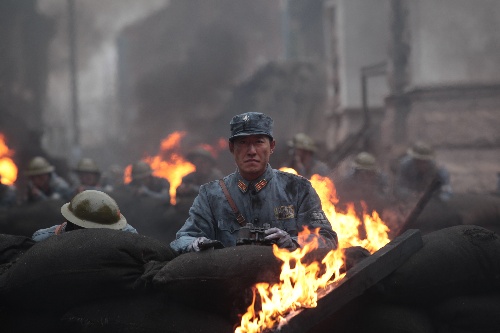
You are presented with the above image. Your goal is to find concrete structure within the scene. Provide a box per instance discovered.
[382,0,500,193]
[323,0,500,193]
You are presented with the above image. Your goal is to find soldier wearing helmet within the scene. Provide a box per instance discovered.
[394,141,452,201]
[335,152,389,216]
[127,160,171,204]
[32,190,137,242]
[24,156,72,203]
[176,146,224,208]
[71,158,109,195]
[283,133,331,179]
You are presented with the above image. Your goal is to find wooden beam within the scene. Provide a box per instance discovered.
[277,229,423,333]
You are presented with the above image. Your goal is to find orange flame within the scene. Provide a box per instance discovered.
[0,133,17,186]
[124,132,195,205]
[236,171,390,333]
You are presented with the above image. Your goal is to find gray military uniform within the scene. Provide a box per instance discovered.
[170,164,338,254]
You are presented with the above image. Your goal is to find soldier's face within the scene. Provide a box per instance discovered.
[229,135,275,181]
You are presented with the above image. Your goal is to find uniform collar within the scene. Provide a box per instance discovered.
[236,164,274,193]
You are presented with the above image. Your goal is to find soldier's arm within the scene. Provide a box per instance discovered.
[296,181,338,250]
[169,185,217,254]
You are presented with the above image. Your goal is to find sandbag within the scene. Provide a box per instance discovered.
[355,302,434,333]
[375,225,500,305]
[432,293,500,333]
[110,188,183,243]
[450,193,500,233]
[153,245,283,319]
[0,229,175,313]
[60,293,234,333]
[0,233,35,264]
[0,199,65,237]
[153,245,331,320]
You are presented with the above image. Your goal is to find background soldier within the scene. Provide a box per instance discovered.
[128,160,171,204]
[283,133,331,179]
[0,178,17,208]
[394,141,453,202]
[335,152,390,217]
[170,112,337,254]
[71,157,110,195]
[24,156,72,203]
[176,146,223,208]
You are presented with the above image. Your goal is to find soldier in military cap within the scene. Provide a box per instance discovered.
[32,190,137,242]
[24,156,72,203]
[283,133,331,179]
[170,112,338,254]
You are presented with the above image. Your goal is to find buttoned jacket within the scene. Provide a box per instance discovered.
[170,165,338,254]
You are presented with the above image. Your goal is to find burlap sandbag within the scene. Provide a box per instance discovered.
[60,292,235,333]
[355,302,434,333]
[0,233,35,264]
[153,245,331,320]
[432,293,500,333]
[1,199,65,237]
[0,229,175,313]
[450,193,500,233]
[375,225,500,305]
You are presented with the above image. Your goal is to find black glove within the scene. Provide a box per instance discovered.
[264,227,297,250]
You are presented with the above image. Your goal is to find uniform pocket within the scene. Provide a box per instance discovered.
[271,219,298,236]
[217,219,240,234]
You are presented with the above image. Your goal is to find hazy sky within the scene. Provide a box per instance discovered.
[37,0,170,150]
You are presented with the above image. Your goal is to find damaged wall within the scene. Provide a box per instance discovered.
[383,0,500,193]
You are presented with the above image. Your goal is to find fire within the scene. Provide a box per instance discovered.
[0,133,17,186]
[124,132,228,205]
[124,132,195,205]
[236,171,390,333]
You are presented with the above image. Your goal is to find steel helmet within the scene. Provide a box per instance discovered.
[131,161,152,180]
[186,147,215,164]
[60,190,127,230]
[408,141,435,160]
[288,133,317,152]
[25,156,55,176]
[74,158,100,174]
[353,152,377,171]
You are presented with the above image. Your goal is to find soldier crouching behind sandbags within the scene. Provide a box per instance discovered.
[32,189,138,242]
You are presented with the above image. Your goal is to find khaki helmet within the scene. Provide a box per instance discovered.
[288,133,317,152]
[408,141,434,160]
[60,190,127,230]
[353,152,377,171]
[25,156,55,176]
[74,158,100,174]
[131,161,152,180]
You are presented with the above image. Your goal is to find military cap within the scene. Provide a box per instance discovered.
[229,112,273,141]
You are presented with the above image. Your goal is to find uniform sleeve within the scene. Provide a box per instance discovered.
[295,181,338,250]
[169,185,217,254]
[32,226,57,242]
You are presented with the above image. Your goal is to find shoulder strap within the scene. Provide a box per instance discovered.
[218,179,247,226]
